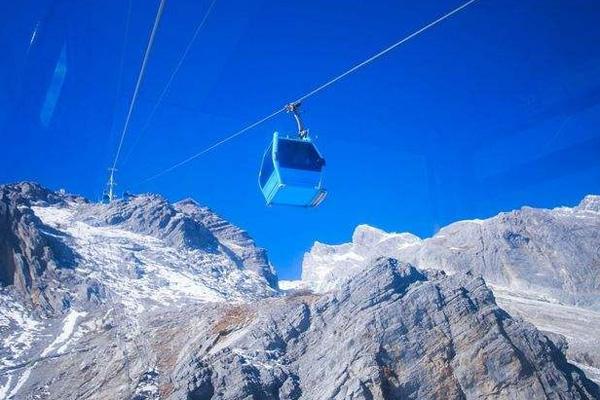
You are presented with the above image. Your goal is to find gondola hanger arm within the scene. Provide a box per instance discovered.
[285,102,309,140]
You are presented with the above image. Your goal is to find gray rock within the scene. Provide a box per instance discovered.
[13,259,595,399]
[300,195,600,386]
[0,182,80,314]
[174,198,277,289]
[1,183,598,399]
[302,197,600,309]
[407,201,600,309]
[169,259,598,399]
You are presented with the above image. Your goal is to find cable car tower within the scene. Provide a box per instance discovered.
[102,0,165,203]
[103,167,117,203]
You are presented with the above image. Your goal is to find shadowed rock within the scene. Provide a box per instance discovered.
[0,182,79,313]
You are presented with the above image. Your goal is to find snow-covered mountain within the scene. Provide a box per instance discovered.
[298,195,600,384]
[302,197,600,306]
[0,182,277,399]
[301,225,421,293]
[1,182,598,399]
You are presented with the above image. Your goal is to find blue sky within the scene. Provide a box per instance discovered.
[2,0,600,279]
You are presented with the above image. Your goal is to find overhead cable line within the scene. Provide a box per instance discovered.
[139,0,479,185]
[101,0,132,202]
[141,107,286,183]
[121,0,219,167]
[291,0,478,105]
[106,0,133,158]
[106,0,166,200]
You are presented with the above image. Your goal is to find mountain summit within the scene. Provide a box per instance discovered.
[302,196,600,308]
[0,183,598,399]
[298,195,600,386]
[0,182,277,315]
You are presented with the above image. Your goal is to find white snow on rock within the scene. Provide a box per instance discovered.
[301,224,421,292]
[40,309,87,357]
[31,204,273,313]
[0,291,46,399]
[0,292,42,368]
[0,375,12,399]
[278,280,306,291]
[6,365,33,399]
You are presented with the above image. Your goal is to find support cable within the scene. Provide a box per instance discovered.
[121,0,219,167]
[139,0,479,185]
[107,0,167,198]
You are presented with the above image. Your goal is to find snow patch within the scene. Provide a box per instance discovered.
[0,292,42,368]
[31,204,274,315]
[278,280,306,291]
[41,310,87,357]
[6,366,32,399]
[0,375,13,399]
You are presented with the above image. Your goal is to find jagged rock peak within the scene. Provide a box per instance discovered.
[0,182,278,316]
[301,224,422,293]
[170,258,599,399]
[175,197,200,207]
[76,192,224,252]
[578,194,600,212]
[352,224,389,245]
[174,198,277,288]
[302,194,600,307]
[352,224,421,246]
[0,181,84,206]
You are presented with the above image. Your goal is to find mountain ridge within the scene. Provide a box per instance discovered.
[297,194,600,386]
[301,194,600,307]
[1,182,598,399]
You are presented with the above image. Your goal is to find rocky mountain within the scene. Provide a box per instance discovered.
[0,183,277,310]
[299,195,600,386]
[0,182,277,399]
[301,225,422,293]
[1,182,598,399]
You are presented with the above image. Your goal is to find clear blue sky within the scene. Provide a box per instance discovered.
[2,0,600,279]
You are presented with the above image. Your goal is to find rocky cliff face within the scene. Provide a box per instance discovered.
[3,257,598,399]
[299,195,600,386]
[1,183,598,399]
[174,199,277,289]
[409,198,600,309]
[302,197,600,309]
[170,259,597,400]
[0,182,81,313]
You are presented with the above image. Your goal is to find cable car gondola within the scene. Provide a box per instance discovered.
[258,103,327,207]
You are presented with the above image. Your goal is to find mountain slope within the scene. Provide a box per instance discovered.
[299,195,600,385]
[0,182,278,398]
[4,258,598,399]
[169,259,597,399]
[302,196,600,308]
[1,183,598,399]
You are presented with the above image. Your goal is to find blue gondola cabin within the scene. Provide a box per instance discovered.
[259,132,327,207]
